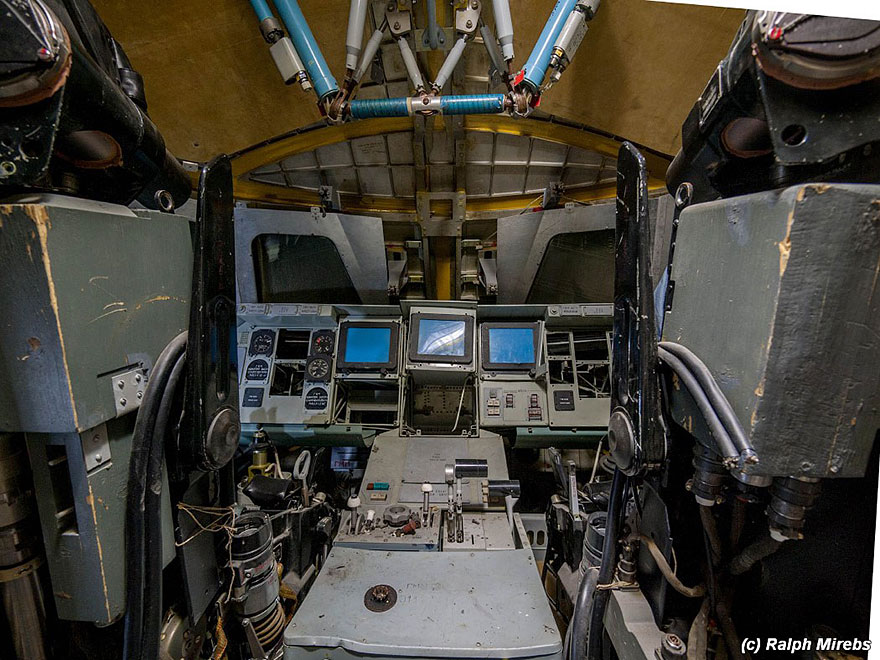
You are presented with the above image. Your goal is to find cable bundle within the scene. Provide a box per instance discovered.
[124,332,188,660]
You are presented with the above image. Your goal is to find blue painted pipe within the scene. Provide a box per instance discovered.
[440,94,506,115]
[248,0,274,22]
[349,94,507,119]
[349,97,411,119]
[521,0,579,92]
[271,0,339,100]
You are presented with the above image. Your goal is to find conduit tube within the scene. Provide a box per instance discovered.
[520,0,579,92]
[271,0,339,100]
[345,0,369,71]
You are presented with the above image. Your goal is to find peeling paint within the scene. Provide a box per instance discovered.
[31,205,79,429]
[85,487,112,619]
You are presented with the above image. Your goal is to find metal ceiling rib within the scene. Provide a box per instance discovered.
[247,130,617,201]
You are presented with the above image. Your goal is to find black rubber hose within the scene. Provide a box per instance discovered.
[142,350,187,659]
[659,342,753,459]
[569,567,599,660]
[657,347,739,462]
[729,533,783,576]
[123,331,187,660]
[586,469,626,660]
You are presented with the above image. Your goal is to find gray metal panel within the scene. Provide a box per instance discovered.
[26,416,175,624]
[235,207,389,305]
[603,589,665,660]
[284,546,562,658]
[0,198,193,433]
[496,203,616,304]
[354,432,508,519]
[662,184,880,478]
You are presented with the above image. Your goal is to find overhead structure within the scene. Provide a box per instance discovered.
[247,0,601,121]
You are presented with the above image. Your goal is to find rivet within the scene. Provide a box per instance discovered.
[95,454,102,463]
[119,398,127,407]
[117,380,125,389]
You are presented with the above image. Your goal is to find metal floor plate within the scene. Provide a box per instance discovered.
[284,546,562,658]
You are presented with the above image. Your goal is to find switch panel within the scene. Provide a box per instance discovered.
[479,382,546,427]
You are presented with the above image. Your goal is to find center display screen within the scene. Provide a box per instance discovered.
[416,319,467,357]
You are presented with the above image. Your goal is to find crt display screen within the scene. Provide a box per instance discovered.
[417,319,467,357]
[343,327,392,364]
[488,327,536,364]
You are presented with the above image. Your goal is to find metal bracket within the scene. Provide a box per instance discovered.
[81,423,111,472]
[319,185,341,212]
[112,366,147,417]
[387,258,409,297]
[385,4,412,36]
[478,253,498,296]
[416,190,467,237]
[455,0,481,35]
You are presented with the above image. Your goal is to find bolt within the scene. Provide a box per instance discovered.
[119,398,127,407]
[665,633,684,651]
[466,19,473,28]
[471,0,478,7]
[393,21,400,30]
[387,2,395,10]
[371,585,390,602]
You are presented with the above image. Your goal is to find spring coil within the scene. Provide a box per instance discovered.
[252,601,285,649]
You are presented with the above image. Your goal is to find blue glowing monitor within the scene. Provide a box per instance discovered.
[417,319,467,357]
[344,326,392,364]
[488,327,536,365]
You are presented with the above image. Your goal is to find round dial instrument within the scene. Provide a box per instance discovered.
[312,331,335,355]
[306,355,331,381]
[248,329,276,356]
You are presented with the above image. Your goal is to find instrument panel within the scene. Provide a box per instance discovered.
[238,304,612,441]
[239,326,337,426]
